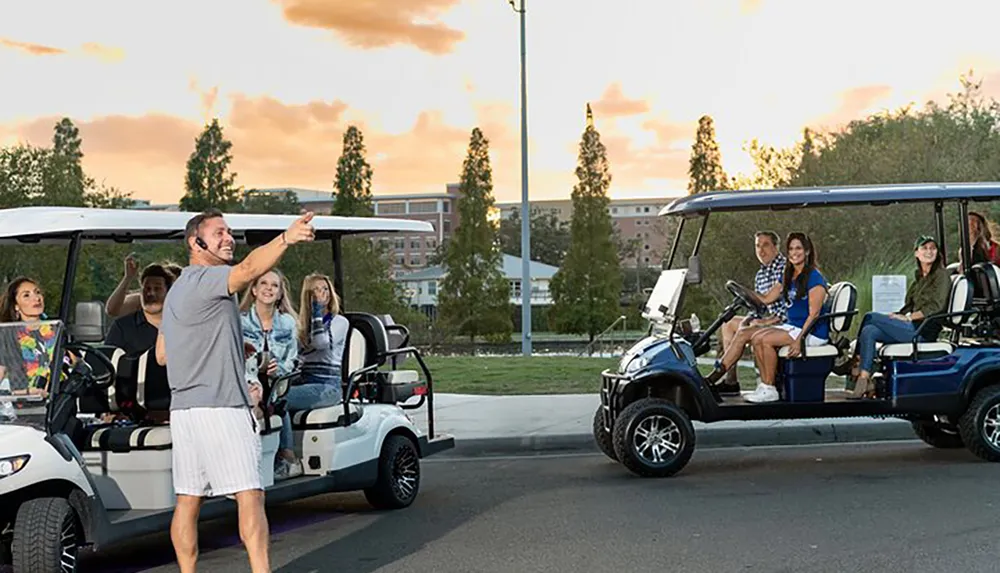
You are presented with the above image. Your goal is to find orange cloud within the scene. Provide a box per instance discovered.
[592,83,650,118]
[2,94,522,203]
[0,38,65,56]
[1,38,125,62]
[275,0,465,54]
[809,84,893,130]
[80,42,125,63]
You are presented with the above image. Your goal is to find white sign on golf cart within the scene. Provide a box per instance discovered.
[872,275,907,314]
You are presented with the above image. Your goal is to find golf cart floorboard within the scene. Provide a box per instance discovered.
[710,391,903,420]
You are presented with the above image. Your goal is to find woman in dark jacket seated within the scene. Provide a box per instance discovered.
[849,236,951,399]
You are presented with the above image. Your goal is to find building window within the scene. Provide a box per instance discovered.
[510,280,522,298]
[410,238,421,249]
[443,201,451,213]
[410,201,438,213]
[379,202,406,215]
[427,238,438,249]
[611,207,618,214]
[644,257,650,264]
[409,255,421,266]
[394,238,405,250]
[428,281,437,295]
[644,206,650,213]
[443,220,451,233]
[644,244,650,250]
[395,254,404,266]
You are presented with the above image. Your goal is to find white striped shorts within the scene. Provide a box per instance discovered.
[171,407,263,497]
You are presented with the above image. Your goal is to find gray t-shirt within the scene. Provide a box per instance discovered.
[160,265,251,411]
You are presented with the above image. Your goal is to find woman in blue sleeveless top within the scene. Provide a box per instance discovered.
[745,233,829,403]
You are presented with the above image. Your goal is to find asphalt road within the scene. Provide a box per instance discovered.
[79,441,1000,573]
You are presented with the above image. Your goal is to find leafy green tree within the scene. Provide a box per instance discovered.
[0,145,50,208]
[242,189,302,214]
[44,118,87,205]
[437,128,512,342]
[499,208,571,267]
[549,115,623,341]
[687,115,730,194]
[179,119,242,212]
[332,126,374,217]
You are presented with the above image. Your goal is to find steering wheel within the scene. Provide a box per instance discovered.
[725,280,769,316]
[64,341,115,389]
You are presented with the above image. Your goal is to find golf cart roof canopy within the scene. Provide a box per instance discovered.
[0,206,434,244]
[660,182,1000,217]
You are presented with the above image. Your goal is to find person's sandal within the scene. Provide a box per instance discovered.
[847,375,871,400]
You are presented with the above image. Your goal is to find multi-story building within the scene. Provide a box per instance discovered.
[248,185,461,275]
[495,197,673,267]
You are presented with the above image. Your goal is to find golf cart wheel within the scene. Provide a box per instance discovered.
[911,420,964,449]
[11,497,81,573]
[364,435,421,510]
[592,406,617,461]
[612,398,695,478]
[960,385,1000,462]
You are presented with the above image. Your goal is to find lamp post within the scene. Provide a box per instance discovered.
[508,0,531,356]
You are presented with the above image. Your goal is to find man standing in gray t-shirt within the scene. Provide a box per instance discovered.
[155,208,314,573]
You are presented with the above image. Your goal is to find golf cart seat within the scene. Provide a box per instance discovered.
[778,281,858,359]
[71,301,107,343]
[879,274,974,360]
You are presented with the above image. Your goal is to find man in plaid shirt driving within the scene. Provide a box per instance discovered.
[712,231,787,395]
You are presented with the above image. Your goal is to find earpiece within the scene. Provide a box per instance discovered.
[195,236,209,250]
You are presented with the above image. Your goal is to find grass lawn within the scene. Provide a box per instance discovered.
[423,355,764,395]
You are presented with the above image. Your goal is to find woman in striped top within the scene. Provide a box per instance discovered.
[287,273,349,408]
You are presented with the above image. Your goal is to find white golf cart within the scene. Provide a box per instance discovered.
[0,207,454,573]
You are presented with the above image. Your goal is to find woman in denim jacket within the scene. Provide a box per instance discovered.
[240,269,302,480]
[294,273,349,405]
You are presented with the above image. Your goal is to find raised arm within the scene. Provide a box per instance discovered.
[227,213,315,295]
[106,255,140,317]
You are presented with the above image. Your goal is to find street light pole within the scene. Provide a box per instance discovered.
[509,0,532,356]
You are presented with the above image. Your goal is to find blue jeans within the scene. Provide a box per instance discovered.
[279,380,342,451]
[857,312,918,373]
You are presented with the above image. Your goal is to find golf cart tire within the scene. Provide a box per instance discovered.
[959,384,1000,462]
[364,434,421,510]
[612,398,696,478]
[592,405,618,461]
[12,497,80,573]
[911,420,964,449]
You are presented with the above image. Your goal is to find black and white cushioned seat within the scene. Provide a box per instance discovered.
[78,347,175,453]
[82,425,171,452]
[880,274,973,360]
[778,281,857,359]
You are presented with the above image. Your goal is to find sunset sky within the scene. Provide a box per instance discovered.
[3,0,1000,205]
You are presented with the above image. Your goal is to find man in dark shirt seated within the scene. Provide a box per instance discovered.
[105,263,174,356]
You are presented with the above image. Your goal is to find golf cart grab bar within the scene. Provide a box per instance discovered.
[379,346,435,435]
[384,324,411,368]
[908,308,980,360]
[798,310,859,357]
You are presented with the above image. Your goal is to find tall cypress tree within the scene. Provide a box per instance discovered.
[438,128,512,342]
[180,119,242,212]
[332,126,375,216]
[687,115,729,194]
[549,105,623,342]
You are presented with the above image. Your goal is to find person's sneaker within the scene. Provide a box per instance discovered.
[274,459,303,481]
[744,383,780,403]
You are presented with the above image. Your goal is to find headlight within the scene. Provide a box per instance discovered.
[626,356,649,373]
[0,455,29,479]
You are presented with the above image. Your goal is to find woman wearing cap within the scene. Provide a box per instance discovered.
[848,235,951,399]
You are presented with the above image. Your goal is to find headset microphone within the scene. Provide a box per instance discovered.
[195,236,233,265]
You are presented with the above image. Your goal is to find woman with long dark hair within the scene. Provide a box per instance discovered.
[847,235,951,399]
[704,233,829,402]
[0,277,60,396]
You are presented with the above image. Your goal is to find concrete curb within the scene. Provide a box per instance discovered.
[440,418,918,458]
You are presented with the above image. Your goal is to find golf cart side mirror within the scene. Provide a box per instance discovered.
[686,255,702,285]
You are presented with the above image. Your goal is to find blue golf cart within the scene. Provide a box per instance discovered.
[595,183,1000,477]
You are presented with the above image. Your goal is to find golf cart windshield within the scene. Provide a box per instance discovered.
[0,320,65,429]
